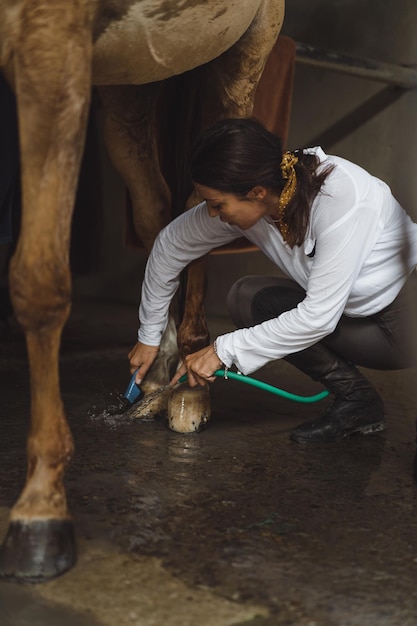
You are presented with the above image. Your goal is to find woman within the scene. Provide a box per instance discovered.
[129,117,417,443]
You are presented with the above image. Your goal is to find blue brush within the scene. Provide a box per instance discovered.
[123,370,144,405]
[106,370,144,416]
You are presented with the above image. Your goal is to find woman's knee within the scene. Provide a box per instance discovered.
[226,276,261,328]
[227,276,304,327]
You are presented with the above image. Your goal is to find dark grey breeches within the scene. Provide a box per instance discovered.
[226,273,417,370]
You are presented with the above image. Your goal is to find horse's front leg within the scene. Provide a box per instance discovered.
[0,1,93,582]
[99,85,177,417]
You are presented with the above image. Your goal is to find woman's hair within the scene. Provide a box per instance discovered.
[190,118,334,247]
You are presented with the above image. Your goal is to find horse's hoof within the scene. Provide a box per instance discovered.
[168,384,211,433]
[130,382,170,420]
[0,519,76,583]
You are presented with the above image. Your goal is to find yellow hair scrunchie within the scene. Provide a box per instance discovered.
[275,151,298,241]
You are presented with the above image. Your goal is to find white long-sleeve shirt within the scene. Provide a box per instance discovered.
[138,147,417,375]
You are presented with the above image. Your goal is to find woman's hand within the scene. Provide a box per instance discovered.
[128,342,160,384]
[171,344,223,387]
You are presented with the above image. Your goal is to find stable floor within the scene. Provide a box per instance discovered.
[1,301,417,626]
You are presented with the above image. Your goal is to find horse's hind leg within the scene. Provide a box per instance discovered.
[200,0,284,122]
[0,1,92,582]
[99,84,172,254]
[170,0,284,432]
[99,85,178,411]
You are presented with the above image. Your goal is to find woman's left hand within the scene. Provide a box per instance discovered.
[170,344,223,387]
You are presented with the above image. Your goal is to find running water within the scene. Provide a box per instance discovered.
[128,385,172,420]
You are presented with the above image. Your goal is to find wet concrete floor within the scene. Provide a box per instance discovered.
[1,301,417,625]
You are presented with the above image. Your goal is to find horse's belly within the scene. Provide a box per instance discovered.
[92,0,260,85]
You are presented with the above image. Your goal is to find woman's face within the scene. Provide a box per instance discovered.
[194,183,271,231]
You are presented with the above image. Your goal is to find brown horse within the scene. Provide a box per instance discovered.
[0,0,284,581]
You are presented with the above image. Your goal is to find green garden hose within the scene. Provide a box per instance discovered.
[179,369,329,404]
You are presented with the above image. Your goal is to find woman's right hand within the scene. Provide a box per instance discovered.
[170,343,223,387]
[128,341,160,384]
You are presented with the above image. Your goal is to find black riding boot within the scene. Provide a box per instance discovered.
[286,342,385,443]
